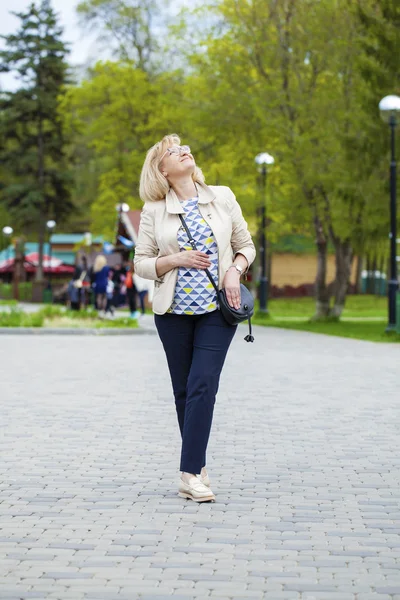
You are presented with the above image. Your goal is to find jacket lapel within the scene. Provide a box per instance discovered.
[165,181,216,214]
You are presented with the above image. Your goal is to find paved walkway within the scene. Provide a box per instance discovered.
[1,325,400,600]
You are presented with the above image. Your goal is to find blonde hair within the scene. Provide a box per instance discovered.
[93,254,107,273]
[139,133,205,203]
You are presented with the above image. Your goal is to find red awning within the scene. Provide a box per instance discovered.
[0,253,75,274]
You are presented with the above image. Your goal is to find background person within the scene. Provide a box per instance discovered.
[133,270,153,315]
[105,270,115,316]
[67,276,81,310]
[125,262,140,318]
[134,133,255,503]
[111,262,124,308]
[93,255,110,317]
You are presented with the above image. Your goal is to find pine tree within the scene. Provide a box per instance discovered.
[0,0,73,281]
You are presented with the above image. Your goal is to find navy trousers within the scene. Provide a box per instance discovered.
[155,309,237,474]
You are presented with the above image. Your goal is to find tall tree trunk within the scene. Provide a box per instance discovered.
[370,254,377,296]
[313,216,331,318]
[331,239,353,318]
[366,253,372,294]
[354,254,363,294]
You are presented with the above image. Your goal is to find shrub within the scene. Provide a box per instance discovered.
[0,284,12,300]
[18,283,33,301]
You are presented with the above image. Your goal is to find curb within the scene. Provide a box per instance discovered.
[0,327,157,336]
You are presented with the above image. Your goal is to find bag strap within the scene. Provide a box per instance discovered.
[178,214,219,295]
[179,213,254,343]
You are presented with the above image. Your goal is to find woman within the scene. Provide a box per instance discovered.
[93,255,110,317]
[134,134,256,503]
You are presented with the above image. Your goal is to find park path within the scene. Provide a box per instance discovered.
[0,325,400,600]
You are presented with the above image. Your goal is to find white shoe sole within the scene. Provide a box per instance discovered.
[178,491,215,503]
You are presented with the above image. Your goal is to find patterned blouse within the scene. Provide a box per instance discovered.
[169,197,219,315]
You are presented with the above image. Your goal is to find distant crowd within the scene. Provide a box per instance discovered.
[66,255,153,319]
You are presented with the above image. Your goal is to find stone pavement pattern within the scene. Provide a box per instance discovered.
[0,325,400,600]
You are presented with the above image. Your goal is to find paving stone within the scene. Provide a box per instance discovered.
[283,583,337,592]
[300,595,355,600]
[1,330,400,598]
[357,595,392,600]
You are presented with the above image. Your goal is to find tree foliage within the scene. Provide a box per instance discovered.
[174,0,400,316]
[2,0,399,312]
[0,0,73,279]
[60,62,187,239]
[76,0,168,72]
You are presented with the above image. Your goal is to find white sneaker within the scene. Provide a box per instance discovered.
[178,475,215,502]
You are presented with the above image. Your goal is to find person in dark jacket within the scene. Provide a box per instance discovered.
[93,255,110,317]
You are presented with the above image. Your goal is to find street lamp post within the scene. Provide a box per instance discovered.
[379,95,400,331]
[255,153,275,313]
[116,202,130,253]
[46,220,56,291]
[2,226,13,265]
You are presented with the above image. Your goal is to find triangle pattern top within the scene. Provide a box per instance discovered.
[168,196,219,315]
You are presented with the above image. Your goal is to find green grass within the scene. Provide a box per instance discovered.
[0,299,18,306]
[0,305,138,329]
[0,308,44,327]
[268,295,386,318]
[253,316,400,343]
[253,295,397,342]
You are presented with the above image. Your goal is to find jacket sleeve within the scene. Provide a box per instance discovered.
[133,203,160,280]
[227,188,256,270]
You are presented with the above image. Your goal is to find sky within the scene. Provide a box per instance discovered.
[0,0,192,90]
[0,0,100,89]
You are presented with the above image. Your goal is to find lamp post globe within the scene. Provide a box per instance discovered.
[379,95,400,123]
[46,219,56,230]
[2,226,13,236]
[255,152,275,167]
[254,152,274,314]
[116,203,130,213]
[379,95,400,332]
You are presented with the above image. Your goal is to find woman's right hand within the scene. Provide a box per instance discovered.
[175,250,211,270]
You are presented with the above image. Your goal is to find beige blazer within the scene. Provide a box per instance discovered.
[133,182,256,315]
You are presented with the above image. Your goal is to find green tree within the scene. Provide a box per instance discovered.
[0,0,73,281]
[352,0,400,277]
[60,61,185,239]
[178,0,392,318]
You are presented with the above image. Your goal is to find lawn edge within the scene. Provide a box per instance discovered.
[0,327,156,335]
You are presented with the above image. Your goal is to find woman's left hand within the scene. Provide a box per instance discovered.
[222,268,241,310]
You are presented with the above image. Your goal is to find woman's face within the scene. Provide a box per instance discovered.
[159,144,195,180]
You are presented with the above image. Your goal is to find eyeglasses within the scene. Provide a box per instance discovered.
[159,145,191,162]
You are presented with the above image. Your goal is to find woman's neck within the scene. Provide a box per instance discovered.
[170,178,197,202]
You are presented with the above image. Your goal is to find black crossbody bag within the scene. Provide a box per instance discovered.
[179,214,254,343]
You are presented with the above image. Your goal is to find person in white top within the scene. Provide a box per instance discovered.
[133,271,154,314]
